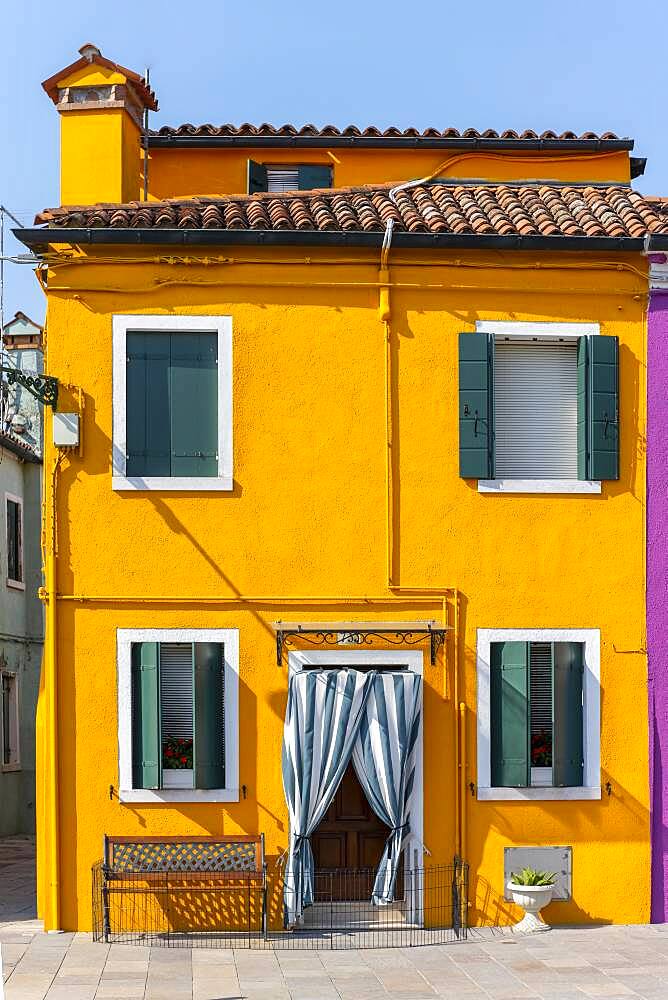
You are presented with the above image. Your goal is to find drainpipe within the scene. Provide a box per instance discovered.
[45,449,62,931]
[379,170,466,868]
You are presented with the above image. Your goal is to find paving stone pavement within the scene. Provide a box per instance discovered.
[3,837,668,999]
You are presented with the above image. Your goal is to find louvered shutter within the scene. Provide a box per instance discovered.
[459,333,493,478]
[131,642,160,789]
[298,165,332,190]
[494,340,578,478]
[529,642,553,762]
[248,159,268,194]
[126,333,171,476]
[159,643,194,741]
[267,168,299,193]
[169,332,218,477]
[491,641,529,787]
[194,643,225,789]
[552,642,584,787]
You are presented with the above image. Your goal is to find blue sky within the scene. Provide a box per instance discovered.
[1,0,665,322]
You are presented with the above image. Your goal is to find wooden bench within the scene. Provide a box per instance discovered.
[101,834,267,941]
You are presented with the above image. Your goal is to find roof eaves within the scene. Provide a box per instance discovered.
[13,226,654,254]
[147,133,635,152]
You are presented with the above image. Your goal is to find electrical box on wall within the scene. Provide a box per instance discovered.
[504,846,572,901]
[53,412,80,448]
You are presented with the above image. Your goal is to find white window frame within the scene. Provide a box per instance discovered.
[117,628,239,803]
[112,315,233,491]
[1,670,21,772]
[475,321,602,495]
[476,628,600,801]
[5,492,24,590]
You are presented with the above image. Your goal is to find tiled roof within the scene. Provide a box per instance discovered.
[0,430,41,463]
[34,183,668,241]
[150,123,626,142]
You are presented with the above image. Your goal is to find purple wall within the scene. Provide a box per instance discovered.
[649,255,668,922]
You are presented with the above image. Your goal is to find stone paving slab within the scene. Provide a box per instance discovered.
[5,837,668,999]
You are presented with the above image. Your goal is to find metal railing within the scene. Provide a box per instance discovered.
[93,858,468,949]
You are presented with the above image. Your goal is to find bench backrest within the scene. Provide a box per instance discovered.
[104,835,265,874]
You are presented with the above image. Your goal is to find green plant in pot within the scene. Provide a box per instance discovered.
[507,868,557,933]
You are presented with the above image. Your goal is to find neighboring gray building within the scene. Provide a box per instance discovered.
[1,312,44,835]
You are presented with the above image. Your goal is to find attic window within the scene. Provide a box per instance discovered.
[247,160,333,194]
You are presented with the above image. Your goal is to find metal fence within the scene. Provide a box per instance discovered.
[92,858,468,950]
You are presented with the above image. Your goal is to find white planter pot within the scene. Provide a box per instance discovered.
[507,882,554,933]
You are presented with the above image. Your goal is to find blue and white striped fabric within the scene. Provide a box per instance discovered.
[352,671,422,904]
[281,669,374,925]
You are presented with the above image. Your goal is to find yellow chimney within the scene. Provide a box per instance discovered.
[42,44,158,205]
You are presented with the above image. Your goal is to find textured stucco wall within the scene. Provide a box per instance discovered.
[38,246,650,931]
[648,261,668,921]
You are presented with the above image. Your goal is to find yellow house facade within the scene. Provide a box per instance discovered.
[20,44,663,936]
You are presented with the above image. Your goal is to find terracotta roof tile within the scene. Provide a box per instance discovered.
[149,123,628,144]
[34,183,668,243]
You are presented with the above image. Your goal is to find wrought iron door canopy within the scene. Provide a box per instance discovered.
[0,365,59,408]
[273,620,449,666]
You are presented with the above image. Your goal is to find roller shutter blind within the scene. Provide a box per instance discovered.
[267,168,299,193]
[494,341,578,478]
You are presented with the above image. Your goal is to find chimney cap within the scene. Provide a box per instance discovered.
[42,45,158,111]
[78,43,102,61]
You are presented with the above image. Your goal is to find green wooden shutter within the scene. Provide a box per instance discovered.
[126,333,171,476]
[552,642,584,787]
[459,332,493,478]
[193,643,225,789]
[577,335,619,480]
[248,159,268,194]
[589,336,619,481]
[490,641,529,787]
[131,642,161,789]
[298,165,332,190]
[169,332,218,477]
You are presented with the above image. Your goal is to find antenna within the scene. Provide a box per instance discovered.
[143,67,151,202]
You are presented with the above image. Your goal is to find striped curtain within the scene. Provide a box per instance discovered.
[281,669,374,925]
[352,672,422,904]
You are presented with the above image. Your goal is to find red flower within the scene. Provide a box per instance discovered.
[181,756,187,764]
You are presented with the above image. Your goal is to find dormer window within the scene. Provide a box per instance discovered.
[248,160,332,194]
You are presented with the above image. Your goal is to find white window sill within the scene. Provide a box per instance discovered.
[6,578,25,591]
[112,476,233,492]
[478,479,601,495]
[119,787,240,804]
[0,764,21,773]
[477,786,601,801]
